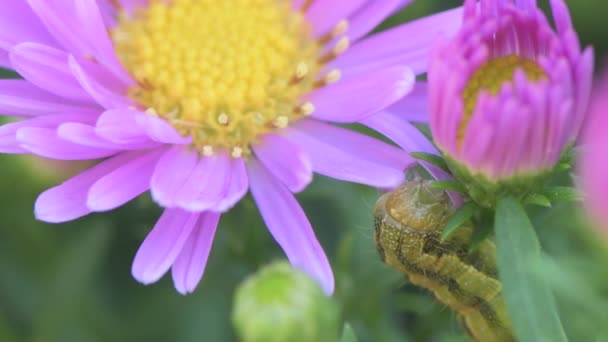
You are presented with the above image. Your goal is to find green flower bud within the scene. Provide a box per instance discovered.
[232,261,340,342]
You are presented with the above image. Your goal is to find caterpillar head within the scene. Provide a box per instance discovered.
[373,179,452,264]
[374,179,452,234]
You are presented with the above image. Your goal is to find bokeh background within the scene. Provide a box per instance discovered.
[1,1,607,341]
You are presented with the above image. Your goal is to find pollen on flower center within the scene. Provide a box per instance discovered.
[459,55,546,145]
[111,0,329,156]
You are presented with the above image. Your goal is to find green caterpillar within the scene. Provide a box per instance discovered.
[373,180,515,342]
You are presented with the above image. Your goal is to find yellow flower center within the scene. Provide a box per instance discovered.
[459,55,546,146]
[111,0,339,157]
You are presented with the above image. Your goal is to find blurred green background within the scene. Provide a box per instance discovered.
[1,1,608,341]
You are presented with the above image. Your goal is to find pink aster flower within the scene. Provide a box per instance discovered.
[580,69,608,235]
[426,0,593,195]
[0,1,463,294]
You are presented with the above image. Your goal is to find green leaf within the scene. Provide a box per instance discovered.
[495,197,568,342]
[524,193,552,207]
[410,152,450,173]
[429,180,466,193]
[468,221,494,253]
[542,186,581,202]
[341,323,358,342]
[441,202,477,241]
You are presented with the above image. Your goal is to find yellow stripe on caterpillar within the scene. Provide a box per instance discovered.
[373,180,515,342]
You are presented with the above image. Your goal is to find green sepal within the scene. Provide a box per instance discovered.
[410,152,450,173]
[524,193,552,207]
[441,202,477,241]
[542,186,581,202]
[429,180,466,193]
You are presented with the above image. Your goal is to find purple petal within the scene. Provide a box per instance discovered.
[247,159,334,295]
[0,79,93,117]
[57,122,149,150]
[306,0,367,37]
[308,65,414,123]
[286,119,411,188]
[26,0,91,55]
[347,0,413,43]
[96,108,188,145]
[211,156,249,212]
[173,152,232,212]
[35,151,139,223]
[96,109,153,145]
[10,42,93,102]
[87,149,163,212]
[0,52,10,68]
[72,0,133,83]
[0,2,57,51]
[17,126,117,160]
[151,146,199,207]
[332,7,464,76]
[0,113,95,153]
[383,82,430,123]
[135,114,191,145]
[26,0,130,83]
[116,0,149,15]
[361,111,448,177]
[68,55,131,109]
[132,208,199,285]
[253,134,312,193]
[171,212,221,295]
[362,110,462,205]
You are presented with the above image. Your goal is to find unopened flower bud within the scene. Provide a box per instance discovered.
[232,262,340,342]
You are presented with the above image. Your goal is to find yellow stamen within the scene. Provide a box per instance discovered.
[459,55,546,147]
[315,69,341,88]
[273,116,289,128]
[297,102,316,116]
[202,145,214,157]
[112,0,324,157]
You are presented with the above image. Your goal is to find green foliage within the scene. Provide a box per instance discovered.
[495,197,567,342]
[441,202,477,241]
[340,324,358,342]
